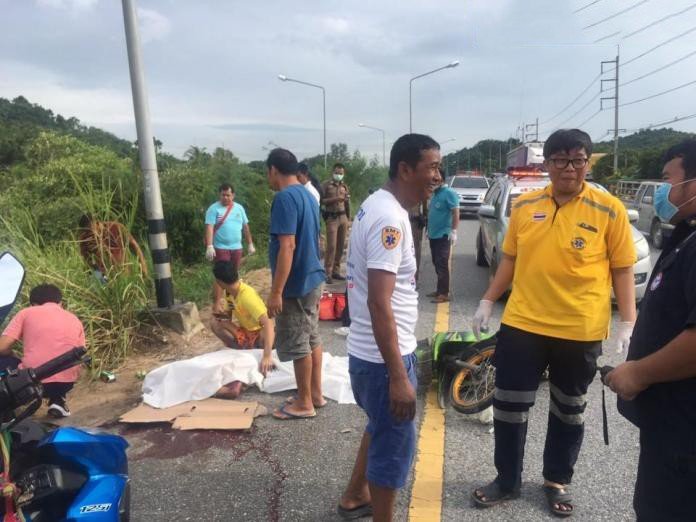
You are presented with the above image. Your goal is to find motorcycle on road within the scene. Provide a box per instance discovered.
[0,251,130,521]
[416,329,497,413]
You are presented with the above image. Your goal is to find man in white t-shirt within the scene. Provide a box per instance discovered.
[337,134,442,522]
[298,163,321,203]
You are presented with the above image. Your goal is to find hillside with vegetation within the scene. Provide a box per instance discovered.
[0,96,387,371]
[591,128,696,184]
[441,128,696,186]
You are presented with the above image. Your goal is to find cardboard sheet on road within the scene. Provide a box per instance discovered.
[119,398,266,430]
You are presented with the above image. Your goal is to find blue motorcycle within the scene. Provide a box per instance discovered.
[0,252,130,521]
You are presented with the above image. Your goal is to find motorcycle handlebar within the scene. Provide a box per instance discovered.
[33,347,88,382]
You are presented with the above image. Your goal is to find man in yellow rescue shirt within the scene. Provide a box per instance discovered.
[470,129,637,517]
[211,260,275,376]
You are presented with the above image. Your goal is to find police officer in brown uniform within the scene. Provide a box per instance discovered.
[321,163,350,283]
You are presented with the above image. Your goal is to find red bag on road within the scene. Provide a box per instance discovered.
[319,292,338,321]
[334,293,346,319]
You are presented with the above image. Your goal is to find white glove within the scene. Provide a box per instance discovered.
[472,299,494,340]
[450,230,458,245]
[205,245,216,261]
[248,243,256,255]
[615,321,635,353]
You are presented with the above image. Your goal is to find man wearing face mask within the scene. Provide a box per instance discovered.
[606,140,696,522]
[321,163,351,284]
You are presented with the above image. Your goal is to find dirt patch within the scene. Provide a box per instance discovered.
[48,268,272,428]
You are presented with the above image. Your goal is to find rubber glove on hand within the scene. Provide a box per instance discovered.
[450,230,458,245]
[205,245,216,262]
[472,299,494,340]
[248,243,256,255]
[615,321,635,354]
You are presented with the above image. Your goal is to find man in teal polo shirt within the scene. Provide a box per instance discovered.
[427,172,459,302]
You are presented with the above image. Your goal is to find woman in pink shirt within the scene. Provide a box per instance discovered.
[0,284,85,418]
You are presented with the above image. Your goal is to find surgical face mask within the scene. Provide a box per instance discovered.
[333,173,344,182]
[654,178,696,222]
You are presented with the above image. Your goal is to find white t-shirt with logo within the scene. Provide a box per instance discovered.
[347,189,418,363]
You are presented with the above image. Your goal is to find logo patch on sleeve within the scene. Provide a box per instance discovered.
[381,227,402,250]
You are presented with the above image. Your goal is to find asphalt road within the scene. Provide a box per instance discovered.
[121,217,654,521]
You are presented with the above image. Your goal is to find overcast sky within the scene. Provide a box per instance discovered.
[2,0,695,162]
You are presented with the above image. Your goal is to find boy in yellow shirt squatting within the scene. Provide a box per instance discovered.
[211,260,275,377]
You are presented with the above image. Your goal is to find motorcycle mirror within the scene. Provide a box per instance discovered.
[0,252,25,324]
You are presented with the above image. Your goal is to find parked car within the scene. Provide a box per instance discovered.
[625,180,674,249]
[476,174,652,300]
[448,175,490,216]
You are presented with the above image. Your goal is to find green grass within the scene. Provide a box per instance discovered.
[171,247,268,308]
[1,214,151,375]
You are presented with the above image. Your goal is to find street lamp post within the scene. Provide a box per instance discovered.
[358,123,386,167]
[278,74,326,169]
[409,60,459,133]
[440,138,456,176]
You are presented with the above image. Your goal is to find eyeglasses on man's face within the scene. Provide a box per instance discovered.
[548,157,589,169]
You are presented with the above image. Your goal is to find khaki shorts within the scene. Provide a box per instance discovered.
[274,286,322,362]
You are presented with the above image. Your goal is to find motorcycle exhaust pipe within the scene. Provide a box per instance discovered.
[455,360,480,371]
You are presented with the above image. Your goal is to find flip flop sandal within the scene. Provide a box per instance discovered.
[285,395,328,408]
[425,291,439,298]
[272,404,317,421]
[471,481,520,508]
[337,503,373,520]
[543,485,574,517]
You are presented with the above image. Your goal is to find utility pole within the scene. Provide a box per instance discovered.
[122,0,173,308]
[601,48,620,176]
[525,118,539,142]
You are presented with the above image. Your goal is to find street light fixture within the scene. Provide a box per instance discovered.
[358,123,386,168]
[278,74,326,169]
[409,60,459,133]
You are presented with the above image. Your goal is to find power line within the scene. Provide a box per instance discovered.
[620,79,696,107]
[553,90,603,129]
[540,73,602,125]
[627,113,696,132]
[540,23,696,128]
[622,25,696,67]
[623,2,696,40]
[620,50,696,87]
[583,0,650,30]
[578,108,604,128]
[574,0,604,14]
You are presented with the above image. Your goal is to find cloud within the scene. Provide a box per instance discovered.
[137,7,172,43]
[0,60,133,125]
[212,122,318,133]
[36,0,98,10]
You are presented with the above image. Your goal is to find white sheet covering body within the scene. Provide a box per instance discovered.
[142,349,356,408]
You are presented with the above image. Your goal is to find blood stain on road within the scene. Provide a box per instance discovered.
[121,425,288,521]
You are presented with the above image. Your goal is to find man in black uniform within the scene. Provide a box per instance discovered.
[607,140,696,521]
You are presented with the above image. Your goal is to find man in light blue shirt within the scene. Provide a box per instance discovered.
[427,173,459,302]
[204,183,255,313]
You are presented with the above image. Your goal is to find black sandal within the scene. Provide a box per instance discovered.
[471,481,520,508]
[543,485,574,517]
[337,503,372,520]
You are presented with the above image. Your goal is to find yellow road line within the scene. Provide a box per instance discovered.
[408,299,449,520]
